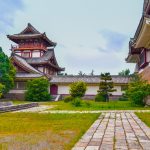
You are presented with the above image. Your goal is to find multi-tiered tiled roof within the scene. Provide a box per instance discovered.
[7,23,56,47]
[51,75,131,85]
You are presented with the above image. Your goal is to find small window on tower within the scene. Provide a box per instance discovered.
[22,52,30,58]
[139,49,146,68]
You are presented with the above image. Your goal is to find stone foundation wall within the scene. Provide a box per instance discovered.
[61,94,122,100]
[0,103,38,113]
[5,93,25,100]
[145,96,150,106]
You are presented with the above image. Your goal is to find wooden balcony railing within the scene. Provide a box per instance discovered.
[11,43,47,51]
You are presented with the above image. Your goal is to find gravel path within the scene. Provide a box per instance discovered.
[41,110,150,114]
[13,105,52,113]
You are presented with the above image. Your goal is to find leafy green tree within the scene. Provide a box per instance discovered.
[118,69,130,76]
[25,78,51,101]
[98,73,116,102]
[78,71,85,76]
[70,81,87,98]
[0,47,16,96]
[126,74,150,105]
[0,83,5,98]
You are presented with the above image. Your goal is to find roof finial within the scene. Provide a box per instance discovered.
[28,23,31,26]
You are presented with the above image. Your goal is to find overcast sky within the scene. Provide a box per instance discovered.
[0,0,143,75]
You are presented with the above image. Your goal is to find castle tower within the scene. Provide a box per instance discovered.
[7,23,64,77]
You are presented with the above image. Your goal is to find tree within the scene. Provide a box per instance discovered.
[78,71,85,76]
[0,83,5,98]
[69,81,87,98]
[90,70,94,76]
[126,74,150,105]
[118,69,130,76]
[98,73,116,102]
[0,47,16,96]
[25,78,51,101]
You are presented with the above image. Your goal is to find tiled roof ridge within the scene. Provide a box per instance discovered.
[56,75,131,78]
[19,23,41,34]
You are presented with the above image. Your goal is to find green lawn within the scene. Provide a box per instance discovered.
[136,112,150,127]
[12,100,30,105]
[41,100,150,111]
[5,100,150,111]
[0,113,99,150]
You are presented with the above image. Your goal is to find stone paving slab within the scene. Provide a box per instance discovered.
[72,112,150,150]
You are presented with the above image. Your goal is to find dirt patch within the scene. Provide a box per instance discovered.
[0,130,73,150]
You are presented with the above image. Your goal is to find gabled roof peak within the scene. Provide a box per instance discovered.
[19,23,41,35]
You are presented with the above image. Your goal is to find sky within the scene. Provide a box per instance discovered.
[0,0,143,75]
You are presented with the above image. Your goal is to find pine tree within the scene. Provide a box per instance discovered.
[98,73,116,102]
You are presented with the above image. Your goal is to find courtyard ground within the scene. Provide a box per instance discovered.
[1,100,150,150]
[9,100,150,111]
[136,112,150,128]
[0,113,99,150]
[41,100,150,111]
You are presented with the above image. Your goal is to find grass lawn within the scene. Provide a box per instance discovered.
[136,112,150,127]
[41,100,150,111]
[12,100,30,105]
[0,113,99,150]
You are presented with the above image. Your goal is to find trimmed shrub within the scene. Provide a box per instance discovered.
[64,96,73,103]
[25,78,51,101]
[126,74,150,105]
[118,94,128,101]
[69,81,87,98]
[97,73,116,102]
[95,93,106,102]
[72,97,82,107]
[85,101,91,107]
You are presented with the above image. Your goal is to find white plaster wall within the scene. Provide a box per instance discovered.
[9,90,26,94]
[58,85,70,94]
[57,85,124,95]
[86,86,99,95]
[146,51,150,62]
[32,51,40,57]
[113,86,123,95]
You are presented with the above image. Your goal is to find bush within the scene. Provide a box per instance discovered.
[85,101,91,107]
[126,74,150,105]
[72,97,82,107]
[64,96,73,103]
[118,94,128,101]
[69,81,87,98]
[95,94,106,102]
[25,78,51,101]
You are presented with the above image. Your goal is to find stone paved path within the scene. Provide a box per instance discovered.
[72,112,150,150]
